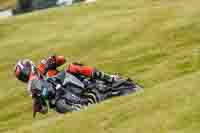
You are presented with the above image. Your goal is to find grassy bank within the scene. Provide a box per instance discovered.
[0,0,200,132]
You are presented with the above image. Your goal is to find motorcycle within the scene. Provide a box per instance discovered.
[49,71,142,110]
[33,71,143,117]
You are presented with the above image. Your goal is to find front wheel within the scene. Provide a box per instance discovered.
[55,99,82,113]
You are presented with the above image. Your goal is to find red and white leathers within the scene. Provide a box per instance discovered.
[37,55,115,82]
[37,55,94,79]
[37,56,66,78]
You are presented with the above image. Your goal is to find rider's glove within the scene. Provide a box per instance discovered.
[33,97,48,118]
[45,55,57,70]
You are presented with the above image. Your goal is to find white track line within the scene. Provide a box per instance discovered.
[84,0,96,4]
[0,9,12,19]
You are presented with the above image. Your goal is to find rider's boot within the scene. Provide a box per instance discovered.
[68,63,118,83]
[92,70,117,83]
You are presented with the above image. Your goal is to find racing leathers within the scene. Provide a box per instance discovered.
[37,55,115,83]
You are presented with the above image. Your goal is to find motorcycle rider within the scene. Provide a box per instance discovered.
[37,55,116,83]
[14,56,116,116]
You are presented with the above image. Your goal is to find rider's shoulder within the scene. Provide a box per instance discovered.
[28,79,43,90]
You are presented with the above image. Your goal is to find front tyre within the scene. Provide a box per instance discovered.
[55,99,81,113]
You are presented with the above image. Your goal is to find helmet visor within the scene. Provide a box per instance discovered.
[18,67,30,82]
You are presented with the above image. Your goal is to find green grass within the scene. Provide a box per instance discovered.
[0,0,200,132]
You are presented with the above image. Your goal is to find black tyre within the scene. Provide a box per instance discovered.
[55,99,81,114]
[111,80,143,96]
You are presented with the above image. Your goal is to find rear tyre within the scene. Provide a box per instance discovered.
[112,80,144,96]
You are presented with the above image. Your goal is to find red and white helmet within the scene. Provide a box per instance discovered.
[14,59,37,82]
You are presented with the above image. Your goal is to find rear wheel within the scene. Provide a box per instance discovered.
[111,79,143,96]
